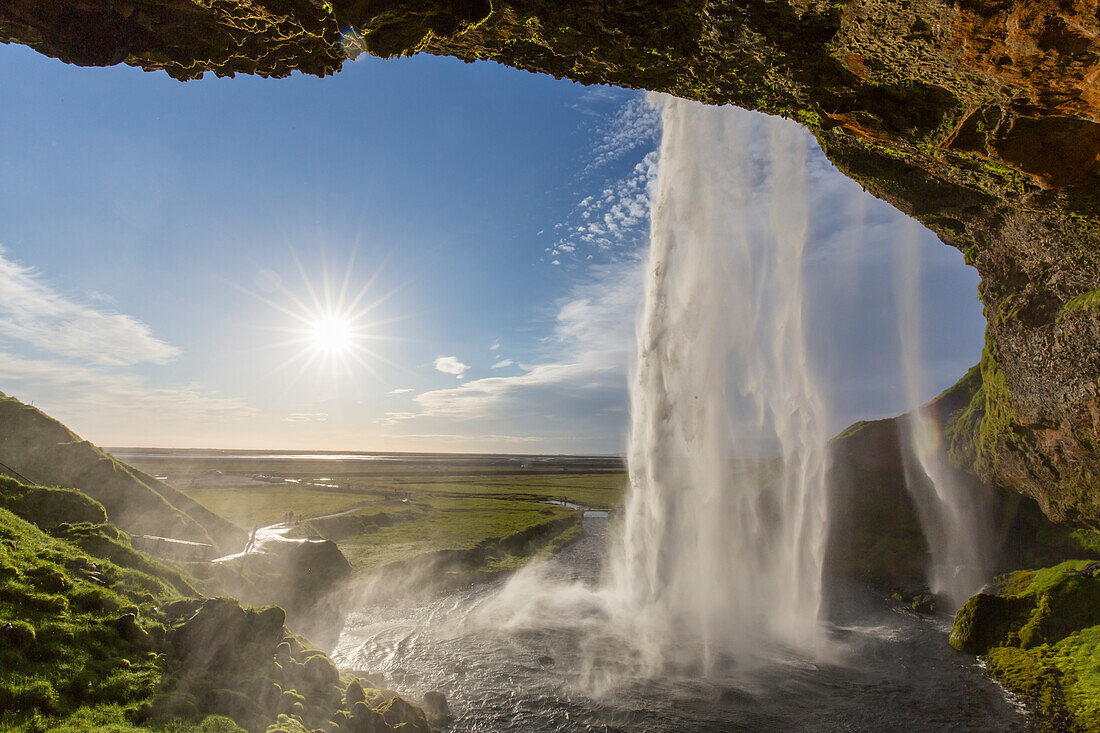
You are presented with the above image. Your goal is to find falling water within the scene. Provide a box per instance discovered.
[608,96,829,668]
[896,221,995,609]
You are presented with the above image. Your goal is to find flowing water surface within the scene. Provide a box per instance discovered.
[333,515,1027,732]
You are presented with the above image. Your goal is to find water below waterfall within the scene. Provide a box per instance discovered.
[332,515,1027,731]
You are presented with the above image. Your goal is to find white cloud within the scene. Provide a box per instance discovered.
[387,387,415,395]
[491,359,514,369]
[0,247,180,366]
[583,95,661,175]
[552,149,658,265]
[283,413,328,423]
[0,351,255,422]
[406,259,643,447]
[489,341,500,352]
[433,356,469,378]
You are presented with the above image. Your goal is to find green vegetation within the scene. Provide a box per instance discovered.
[950,561,1100,731]
[943,335,1016,478]
[0,394,244,552]
[0,504,178,727]
[0,475,107,528]
[1059,288,1100,321]
[132,455,625,578]
[0,478,440,733]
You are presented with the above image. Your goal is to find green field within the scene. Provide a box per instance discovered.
[120,452,627,574]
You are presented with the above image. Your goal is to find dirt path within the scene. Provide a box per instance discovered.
[212,502,371,563]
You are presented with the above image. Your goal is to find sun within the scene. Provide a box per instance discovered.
[235,247,409,388]
[311,314,354,353]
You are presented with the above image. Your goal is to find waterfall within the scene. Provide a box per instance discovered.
[896,221,994,609]
[608,95,829,668]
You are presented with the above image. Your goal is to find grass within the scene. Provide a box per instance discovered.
[0,393,244,552]
[0,505,180,728]
[1059,288,1100,321]
[323,496,577,570]
[128,453,626,576]
[176,485,371,529]
[0,478,439,733]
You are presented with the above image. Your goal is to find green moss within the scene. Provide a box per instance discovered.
[1058,288,1100,321]
[0,477,108,528]
[985,646,1069,720]
[944,334,1016,477]
[955,562,1100,729]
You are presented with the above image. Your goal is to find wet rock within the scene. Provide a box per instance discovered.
[910,593,936,615]
[115,612,150,646]
[422,690,451,719]
[162,597,204,621]
[349,702,389,733]
[950,592,1034,654]
[302,653,340,688]
[379,695,430,732]
[344,680,366,707]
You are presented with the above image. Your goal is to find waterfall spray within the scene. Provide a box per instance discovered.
[608,96,829,667]
[896,221,995,610]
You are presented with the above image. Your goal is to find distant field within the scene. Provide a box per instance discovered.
[119,450,627,573]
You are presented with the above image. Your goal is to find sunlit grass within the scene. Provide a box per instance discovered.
[154,460,626,574]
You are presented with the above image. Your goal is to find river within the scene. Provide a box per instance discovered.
[331,514,1029,732]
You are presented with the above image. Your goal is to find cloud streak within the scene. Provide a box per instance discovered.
[0,351,255,422]
[396,258,643,452]
[0,247,180,366]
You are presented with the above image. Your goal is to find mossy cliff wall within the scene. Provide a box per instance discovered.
[3,0,1099,522]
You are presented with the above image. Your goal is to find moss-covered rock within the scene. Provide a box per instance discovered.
[951,561,1100,730]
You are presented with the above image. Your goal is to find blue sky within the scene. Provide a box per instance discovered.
[0,44,985,453]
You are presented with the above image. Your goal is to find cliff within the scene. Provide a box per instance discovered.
[2,0,1099,523]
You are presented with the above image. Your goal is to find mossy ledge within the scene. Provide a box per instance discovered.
[950,562,1100,731]
[0,478,441,733]
[3,0,1100,524]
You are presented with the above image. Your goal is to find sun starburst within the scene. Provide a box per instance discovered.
[234,248,410,392]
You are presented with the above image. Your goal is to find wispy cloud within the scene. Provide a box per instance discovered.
[433,356,469,378]
[387,387,415,395]
[283,412,328,422]
[0,352,254,422]
[0,247,180,366]
[582,95,661,176]
[395,259,642,452]
[491,359,514,369]
[489,341,500,352]
[548,95,659,268]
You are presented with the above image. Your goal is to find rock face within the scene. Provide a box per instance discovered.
[2,0,1099,523]
[209,537,352,649]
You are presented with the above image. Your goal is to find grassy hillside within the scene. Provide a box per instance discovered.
[0,394,244,552]
[0,479,439,733]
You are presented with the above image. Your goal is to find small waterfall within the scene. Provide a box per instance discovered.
[896,221,994,609]
[608,95,829,668]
